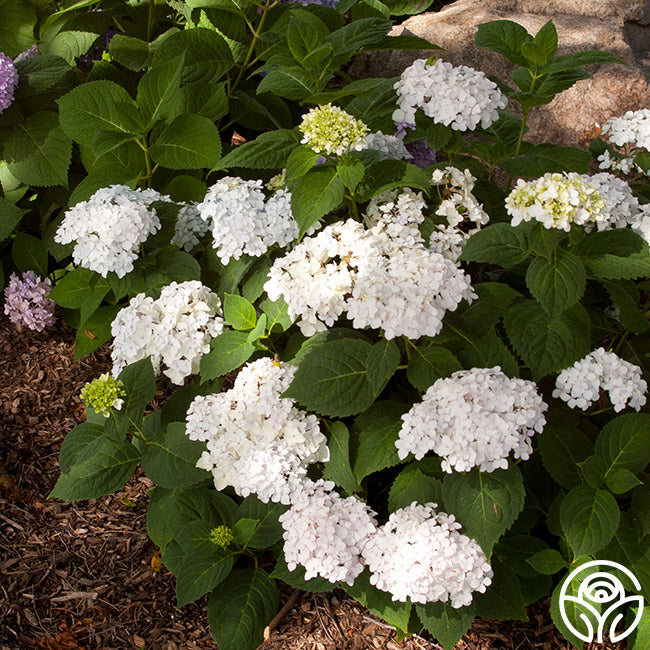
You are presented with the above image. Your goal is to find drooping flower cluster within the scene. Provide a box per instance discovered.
[365,131,412,162]
[196,177,297,264]
[3,271,56,331]
[265,212,475,339]
[553,348,647,412]
[601,109,650,151]
[505,172,606,231]
[393,59,507,131]
[396,367,547,473]
[299,103,369,156]
[429,167,489,260]
[0,52,18,114]
[80,374,126,418]
[172,204,211,251]
[186,359,329,504]
[279,479,376,585]
[111,281,224,384]
[362,503,493,607]
[55,185,165,278]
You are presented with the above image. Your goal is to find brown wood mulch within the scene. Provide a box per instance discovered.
[0,315,622,650]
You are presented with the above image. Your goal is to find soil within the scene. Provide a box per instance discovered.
[0,316,623,650]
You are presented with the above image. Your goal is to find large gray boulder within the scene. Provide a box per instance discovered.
[351,0,650,147]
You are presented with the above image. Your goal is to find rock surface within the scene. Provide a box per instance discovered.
[352,0,650,147]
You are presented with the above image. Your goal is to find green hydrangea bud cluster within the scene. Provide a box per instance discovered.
[266,169,287,192]
[80,373,126,418]
[506,172,606,232]
[299,103,369,157]
[209,525,235,549]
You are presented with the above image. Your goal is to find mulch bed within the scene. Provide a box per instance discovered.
[0,316,622,650]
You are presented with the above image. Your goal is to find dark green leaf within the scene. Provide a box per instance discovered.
[416,602,474,650]
[322,421,360,495]
[290,167,346,236]
[406,345,462,391]
[207,568,279,650]
[200,331,255,381]
[538,426,593,489]
[460,223,529,267]
[12,233,48,276]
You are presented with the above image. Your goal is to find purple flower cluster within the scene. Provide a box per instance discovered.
[4,271,56,332]
[0,52,18,114]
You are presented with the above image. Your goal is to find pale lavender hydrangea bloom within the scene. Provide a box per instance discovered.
[0,52,19,114]
[4,271,56,331]
[14,45,39,63]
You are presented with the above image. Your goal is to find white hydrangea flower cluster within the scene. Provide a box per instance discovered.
[186,359,329,504]
[196,177,298,264]
[429,167,489,260]
[346,223,476,340]
[362,502,493,607]
[505,172,606,231]
[279,479,377,585]
[553,348,647,412]
[393,59,507,131]
[265,220,374,336]
[299,103,369,156]
[265,215,475,339]
[431,167,489,228]
[364,188,426,229]
[580,172,641,231]
[597,149,637,176]
[172,204,212,251]
[365,131,412,161]
[396,367,547,473]
[601,109,650,151]
[111,281,224,384]
[631,204,650,244]
[55,185,166,278]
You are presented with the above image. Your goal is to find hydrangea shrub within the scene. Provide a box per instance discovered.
[1,3,649,649]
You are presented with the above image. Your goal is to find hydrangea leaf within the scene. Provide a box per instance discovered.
[11,232,48,276]
[260,296,293,333]
[108,34,153,71]
[117,357,156,421]
[74,304,120,360]
[594,413,650,476]
[224,293,257,331]
[388,466,442,512]
[207,568,279,650]
[199,331,255,382]
[503,300,590,380]
[475,20,532,67]
[290,167,346,237]
[406,344,462,392]
[345,569,412,633]
[40,30,98,65]
[538,425,594,489]
[559,484,620,556]
[152,27,234,85]
[174,520,237,607]
[456,327,519,378]
[460,223,529,267]
[283,338,383,417]
[474,559,527,621]
[58,422,106,473]
[270,555,337,593]
[136,54,184,126]
[526,549,567,575]
[57,81,142,146]
[235,496,286,549]
[50,437,139,501]
[416,602,475,650]
[322,421,361,495]
[631,478,650,539]
[525,248,586,316]
[441,465,525,558]
[149,114,222,170]
[0,0,37,57]
[4,112,72,188]
[141,422,208,489]
[353,400,409,481]
[366,339,400,395]
[147,486,237,549]
[217,129,299,171]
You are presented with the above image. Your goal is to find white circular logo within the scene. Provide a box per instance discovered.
[559,560,644,643]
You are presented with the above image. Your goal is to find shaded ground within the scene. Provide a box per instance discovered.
[0,316,622,650]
